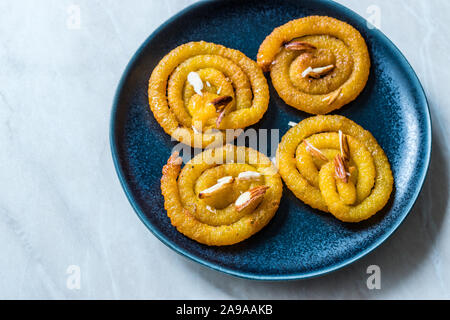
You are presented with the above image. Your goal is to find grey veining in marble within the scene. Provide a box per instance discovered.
[0,0,448,299]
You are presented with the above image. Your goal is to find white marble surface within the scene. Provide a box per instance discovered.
[0,0,449,299]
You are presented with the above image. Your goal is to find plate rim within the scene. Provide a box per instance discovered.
[109,0,432,281]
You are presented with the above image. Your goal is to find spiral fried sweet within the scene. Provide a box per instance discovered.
[276,115,393,223]
[149,41,270,148]
[161,145,282,246]
[257,16,370,114]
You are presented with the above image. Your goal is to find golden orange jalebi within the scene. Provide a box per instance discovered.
[257,16,370,114]
[149,41,270,148]
[161,145,282,246]
[276,115,393,223]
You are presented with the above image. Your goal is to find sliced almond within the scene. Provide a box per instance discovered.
[302,65,335,79]
[199,176,234,199]
[285,41,316,52]
[334,154,349,183]
[237,171,261,181]
[326,88,342,105]
[212,96,233,127]
[211,95,233,111]
[187,72,203,96]
[216,105,232,127]
[339,130,350,162]
[216,109,227,127]
[304,141,328,162]
[235,185,269,212]
[217,176,233,184]
[301,67,314,78]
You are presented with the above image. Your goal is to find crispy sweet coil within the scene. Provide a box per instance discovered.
[149,41,270,148]
[161,145,282,246]
[276,115,393,222]
[257,16,370,114]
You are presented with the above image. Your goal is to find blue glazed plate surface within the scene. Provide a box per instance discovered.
[110,0,431,280]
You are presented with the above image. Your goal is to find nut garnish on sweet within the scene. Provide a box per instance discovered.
[199,176,234,199]
[235,185,269,212]
[187,71,204,96]
[216,109,228,127]
[237,171,261,181]
[302,65,335,79]
[339,130,350,161]
[211,95,233,127]
[211,95,233,111]
[304,140,328,162]
[324,88,342,105]
[334,154,349,183]
[284,41,316,52]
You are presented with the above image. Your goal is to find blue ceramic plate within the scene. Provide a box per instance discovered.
[110,0,431,280]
